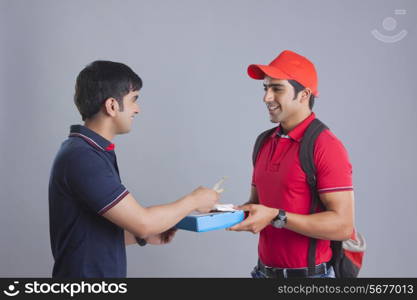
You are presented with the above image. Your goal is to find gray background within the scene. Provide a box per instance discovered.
[1,0,416,277]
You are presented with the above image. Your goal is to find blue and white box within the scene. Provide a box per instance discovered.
[175,210,245,232]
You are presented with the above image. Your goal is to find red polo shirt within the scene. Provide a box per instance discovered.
[252,112,353,268]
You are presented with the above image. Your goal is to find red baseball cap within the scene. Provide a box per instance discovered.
[247,50,319,97]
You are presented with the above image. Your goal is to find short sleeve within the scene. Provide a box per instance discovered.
[314,130,353,194]
[66,148,129,214]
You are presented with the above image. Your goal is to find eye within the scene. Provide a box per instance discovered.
[272,87,283,93]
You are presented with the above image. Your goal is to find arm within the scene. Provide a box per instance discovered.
[284,191,354,240]
[65,150,218,242]
[103,187,218,239]
[229,190,354,241]
[124,228,178,246]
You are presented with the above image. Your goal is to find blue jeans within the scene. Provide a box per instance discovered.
[251,265,336,278]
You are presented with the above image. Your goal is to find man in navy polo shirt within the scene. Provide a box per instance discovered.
[49,61,219,278]
[228,50,355,278]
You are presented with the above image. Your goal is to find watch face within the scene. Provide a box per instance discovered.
[273,219,285,228]
[272,210,286,228]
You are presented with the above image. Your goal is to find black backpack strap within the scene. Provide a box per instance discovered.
[252,127,278,166]
[299,118,329,275]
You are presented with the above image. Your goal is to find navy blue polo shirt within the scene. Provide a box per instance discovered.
[48,125,130,278]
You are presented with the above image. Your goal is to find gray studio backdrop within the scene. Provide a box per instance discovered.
[1,0,416,277]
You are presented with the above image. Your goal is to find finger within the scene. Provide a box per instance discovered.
[227,219,251,231]
[215,188,224,194]
[167,229,177,237]
[164,234,172,243]
[160,234,167,243]
[197,208,211,214]
[235,204,253,211]
[227,224,247,232]
[167,232,176,243]
[166,228,177,241]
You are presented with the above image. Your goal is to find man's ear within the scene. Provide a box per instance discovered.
[300,88,312,106]
[103,98,119,117]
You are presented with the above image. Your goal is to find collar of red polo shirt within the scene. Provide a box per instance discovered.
[275,112,316,142]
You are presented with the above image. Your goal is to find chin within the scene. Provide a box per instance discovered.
[269,115,280,123]
[117,127,131,135]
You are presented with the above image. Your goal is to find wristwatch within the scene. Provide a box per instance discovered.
[271,209,287,228]
[135,236,147,246]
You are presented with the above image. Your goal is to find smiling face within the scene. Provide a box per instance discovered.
[263,77,307,125]
[114,90,140,134]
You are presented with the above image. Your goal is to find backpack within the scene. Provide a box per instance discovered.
[252,118,366,278]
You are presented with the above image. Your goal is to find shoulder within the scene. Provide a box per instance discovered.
[315,129,348,151]
[313,128,351,164]
[254,126,278,145]
[257,127,277,138]
[61,142,109,171]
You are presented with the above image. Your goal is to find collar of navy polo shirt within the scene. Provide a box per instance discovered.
[275,112,316,142]
[69,125,115,152]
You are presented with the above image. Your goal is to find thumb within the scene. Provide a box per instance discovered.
[235,204,254,212]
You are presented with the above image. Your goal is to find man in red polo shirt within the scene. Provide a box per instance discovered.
[228,50,354,278]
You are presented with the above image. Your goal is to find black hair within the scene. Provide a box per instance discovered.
[74,60,142,121]
[288,79,315,110]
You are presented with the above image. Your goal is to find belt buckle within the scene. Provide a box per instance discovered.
[310,262,327,277]
[264,265,274,274]
[264,265,279,278]
[322,262,328,275]
[267,265,287,279]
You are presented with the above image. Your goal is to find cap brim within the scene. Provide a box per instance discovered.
[247,64,291,80]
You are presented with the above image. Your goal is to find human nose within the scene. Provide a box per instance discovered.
[134,103,140,114]
[263,88,274,103]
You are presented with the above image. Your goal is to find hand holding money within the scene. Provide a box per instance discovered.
[189,177,229,214]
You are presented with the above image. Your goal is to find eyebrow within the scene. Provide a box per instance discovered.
[263,83,286,89]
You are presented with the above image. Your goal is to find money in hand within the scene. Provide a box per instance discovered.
[213,176,227,194]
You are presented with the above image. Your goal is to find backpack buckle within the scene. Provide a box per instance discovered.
[307,175,316,187]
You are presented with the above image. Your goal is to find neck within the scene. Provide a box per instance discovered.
[280,110,312,134]
[84,117,115,142]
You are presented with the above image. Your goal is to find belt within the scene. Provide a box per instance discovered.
[257,259,330,278]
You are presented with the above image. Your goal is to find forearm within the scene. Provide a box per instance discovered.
[285,210,353,241]
[141,195,197,237]
[231,191,354,239]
